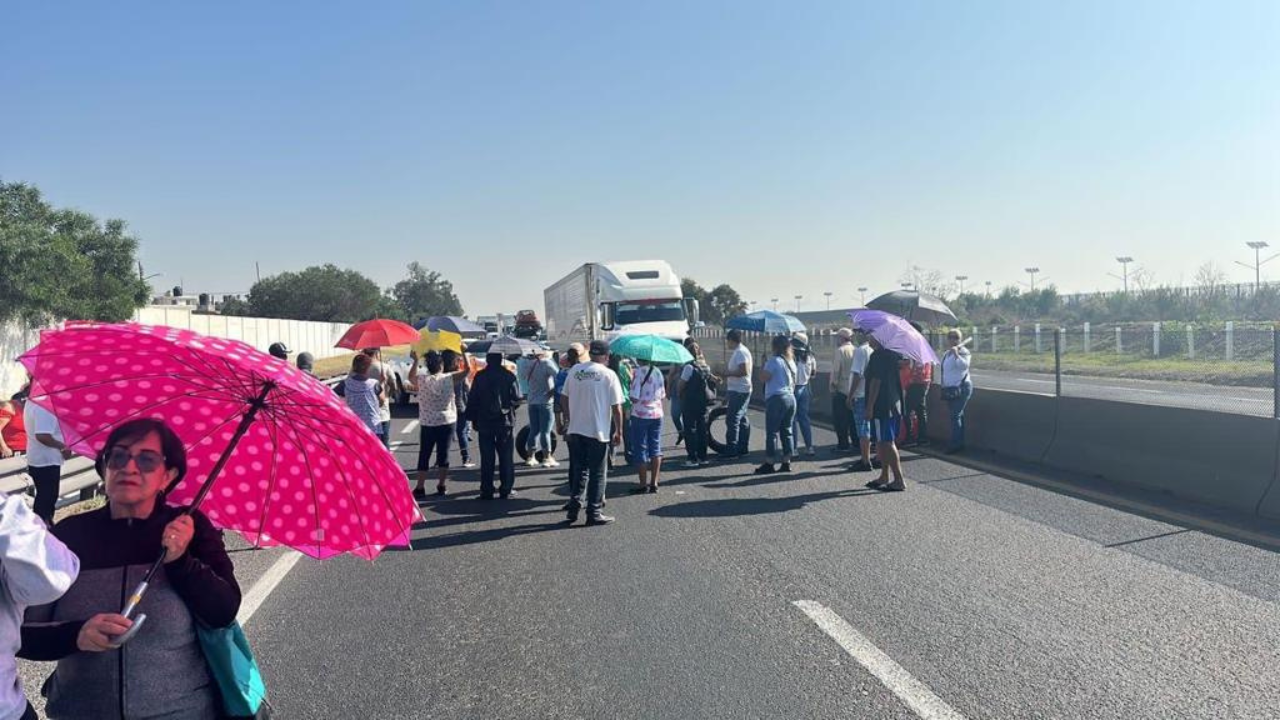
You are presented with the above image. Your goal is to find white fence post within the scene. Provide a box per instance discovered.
[991,326,998,353]
[1153,322,1161,357]
[1083,322,1091,353]
[1014,326,1021,352]
[1226,321,1234,361]
[1034,323,1042,354]
[1187,324,1195,359]
[1116,326,1123,354]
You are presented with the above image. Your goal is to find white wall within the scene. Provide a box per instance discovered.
[1,309,351,398]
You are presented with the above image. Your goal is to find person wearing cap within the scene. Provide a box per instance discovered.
[723,329,753,458]
[295,352,315,376]
[829,328,857,453]
[790,332,818,457]
[523,348,560,468]
[466,352,522,499]
[559,339,623,525]
[268,342,291,361]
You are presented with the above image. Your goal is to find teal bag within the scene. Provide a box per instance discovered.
[196,620,271,719]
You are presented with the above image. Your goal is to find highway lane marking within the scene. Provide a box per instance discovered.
[401,420,420,435]
[238,550,303,626]
[793,600,968,720]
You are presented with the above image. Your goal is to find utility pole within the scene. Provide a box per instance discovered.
[255,262,262,283]
[984,280,992,297]
[1237,242,1279,292]
[771,298,779,312]
[824,291,833,310]
[954,275,968,295]
[794,295,803,312]
[857,287,868,305]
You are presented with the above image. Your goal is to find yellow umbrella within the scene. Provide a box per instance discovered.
[413,329,463,355]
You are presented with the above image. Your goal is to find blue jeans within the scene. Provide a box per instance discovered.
[526,403,553,453]
[725,390,752,456]
[791,384,813,451]
[947,381,973,450]
[455,416,472,463]
[567,434,609,516]
[377,421,390,448]
[630,416,663,464]
[671,395,684,438]
[765,393,797,463]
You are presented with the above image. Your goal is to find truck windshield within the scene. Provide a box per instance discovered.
[614,301,685,325]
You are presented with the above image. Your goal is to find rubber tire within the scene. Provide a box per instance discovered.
[515,426,558,461]
[706,405,731,456]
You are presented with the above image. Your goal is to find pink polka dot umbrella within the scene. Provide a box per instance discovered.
[19,322,423,561]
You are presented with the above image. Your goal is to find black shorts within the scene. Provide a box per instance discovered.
[417,424,453,471]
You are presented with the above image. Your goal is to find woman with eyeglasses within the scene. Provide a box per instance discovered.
[21,418,240,719]
[940,329,973,454]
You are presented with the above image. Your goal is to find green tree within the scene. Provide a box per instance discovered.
[681,278,714,322]
[247,264,383,322]
[217,295,252,316]
[389,262,463,322]
[707,284,747,323]
[0,181,150,325]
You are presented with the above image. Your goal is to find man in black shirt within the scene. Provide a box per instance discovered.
[862,338,906,491]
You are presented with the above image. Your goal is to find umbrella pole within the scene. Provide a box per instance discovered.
[114,381,277,642]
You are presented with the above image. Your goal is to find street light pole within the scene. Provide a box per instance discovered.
[857,287,868,305]
[771,298,779,312]
[984,280,992,297]
[824,291,833,310]
[1025,267,1040,291]
[794,295,803,312]
[954,275,968,295]
[1114,256,1134,293]
[1237,242,1278,292]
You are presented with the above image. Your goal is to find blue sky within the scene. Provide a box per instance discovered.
[4,1,1277,315]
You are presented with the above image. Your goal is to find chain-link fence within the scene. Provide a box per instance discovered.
[929,323,1276,417]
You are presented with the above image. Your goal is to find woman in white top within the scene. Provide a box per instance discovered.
[628,359,667,493]
[940,329,973,454]
[408,350,466,497]
[789,333,819,457]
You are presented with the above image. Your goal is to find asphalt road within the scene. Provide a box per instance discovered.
[216,408,1280,719]
[973,369,1273,416]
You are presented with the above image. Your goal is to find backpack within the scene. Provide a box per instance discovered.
[683,361,716,405]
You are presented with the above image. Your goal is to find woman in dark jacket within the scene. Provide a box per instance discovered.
[21,418,240,719]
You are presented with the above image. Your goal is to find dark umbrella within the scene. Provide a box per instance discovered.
[417,316,488,338]
[480,335,543,356]
[866,290,957,326]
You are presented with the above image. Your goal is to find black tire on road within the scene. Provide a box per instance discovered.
[515,426,559,461]
[706,405,731,456]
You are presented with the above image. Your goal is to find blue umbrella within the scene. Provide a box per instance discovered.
[724,310,806,334]
[416,316,488,338]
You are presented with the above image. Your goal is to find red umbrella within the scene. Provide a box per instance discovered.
[335,318,420,349]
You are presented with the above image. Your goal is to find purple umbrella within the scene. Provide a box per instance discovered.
[849,310,940,365]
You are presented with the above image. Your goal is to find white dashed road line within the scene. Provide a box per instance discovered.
[239,551,303,626]
[401,420,420,435]
[793,600,968,720]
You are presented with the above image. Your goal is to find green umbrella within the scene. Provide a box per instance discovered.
[609,334,693,364]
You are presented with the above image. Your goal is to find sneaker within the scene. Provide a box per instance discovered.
[525,457,540,468]
[585,514,616,526]
[779,462,792,473]
[542,457,560,468]
[500,489,519,499]
[753,463,776,475]
[805,447,816,457]
[684,460,701,469]
[878,481,906,492]
[412,487,428,500]
[699,459,712,467]
[848,460,873,472]
[462,460,475,469]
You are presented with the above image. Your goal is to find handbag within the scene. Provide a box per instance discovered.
[196,620,272,719]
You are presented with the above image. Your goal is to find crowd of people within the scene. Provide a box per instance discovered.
[344,323,975,525]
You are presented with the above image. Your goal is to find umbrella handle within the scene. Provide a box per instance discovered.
[106,613,147,649]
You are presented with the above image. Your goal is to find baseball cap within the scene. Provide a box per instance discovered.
[588,339,610,357]
[837,328,853,339]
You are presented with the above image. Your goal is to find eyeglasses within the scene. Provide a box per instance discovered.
[106,447,166,474]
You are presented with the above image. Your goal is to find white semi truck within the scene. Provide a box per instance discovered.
[544,260,700,348]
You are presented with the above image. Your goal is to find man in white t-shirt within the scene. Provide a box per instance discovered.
[723,329,753,457]
[847,330,875,472]
[559,340,624,526]
[23,399,73,526]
